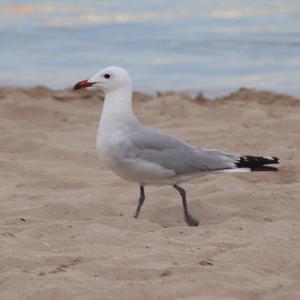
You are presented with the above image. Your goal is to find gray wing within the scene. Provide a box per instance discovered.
[126,126,239,175]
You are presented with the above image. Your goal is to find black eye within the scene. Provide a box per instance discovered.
[104,73,110,79]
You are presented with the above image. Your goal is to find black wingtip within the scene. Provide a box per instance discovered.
[251,166,279,172]
[236,155,279,170]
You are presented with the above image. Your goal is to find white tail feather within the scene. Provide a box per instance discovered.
[218,168,251,173]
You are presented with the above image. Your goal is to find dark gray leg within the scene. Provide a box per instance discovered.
[173,184,199,227]
[134,185,145,219]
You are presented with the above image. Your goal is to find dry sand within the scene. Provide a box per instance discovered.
[0,86,300,300]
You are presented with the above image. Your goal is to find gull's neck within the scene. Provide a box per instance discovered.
[99,85,137,132]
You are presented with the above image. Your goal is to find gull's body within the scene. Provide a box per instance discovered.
[74,66,279,226]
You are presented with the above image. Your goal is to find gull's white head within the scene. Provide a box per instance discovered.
[73,66,132,93]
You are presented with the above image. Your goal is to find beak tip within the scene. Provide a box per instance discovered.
[73,80,94,90]
[73,82,82,90]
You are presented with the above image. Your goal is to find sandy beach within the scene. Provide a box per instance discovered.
[0,86,300,300]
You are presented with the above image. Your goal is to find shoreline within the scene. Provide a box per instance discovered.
[1,85,300,104]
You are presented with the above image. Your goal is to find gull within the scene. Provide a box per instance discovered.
[73,66,279,226]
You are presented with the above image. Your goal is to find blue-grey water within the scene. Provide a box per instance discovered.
[1,0,300,97]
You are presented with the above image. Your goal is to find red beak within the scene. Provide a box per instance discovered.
[73,80,95,90]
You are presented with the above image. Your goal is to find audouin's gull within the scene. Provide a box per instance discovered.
[74,66,279,226]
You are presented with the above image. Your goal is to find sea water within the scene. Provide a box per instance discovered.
[0,0,300,97]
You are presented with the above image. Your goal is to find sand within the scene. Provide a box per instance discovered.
[0,86,300,300]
